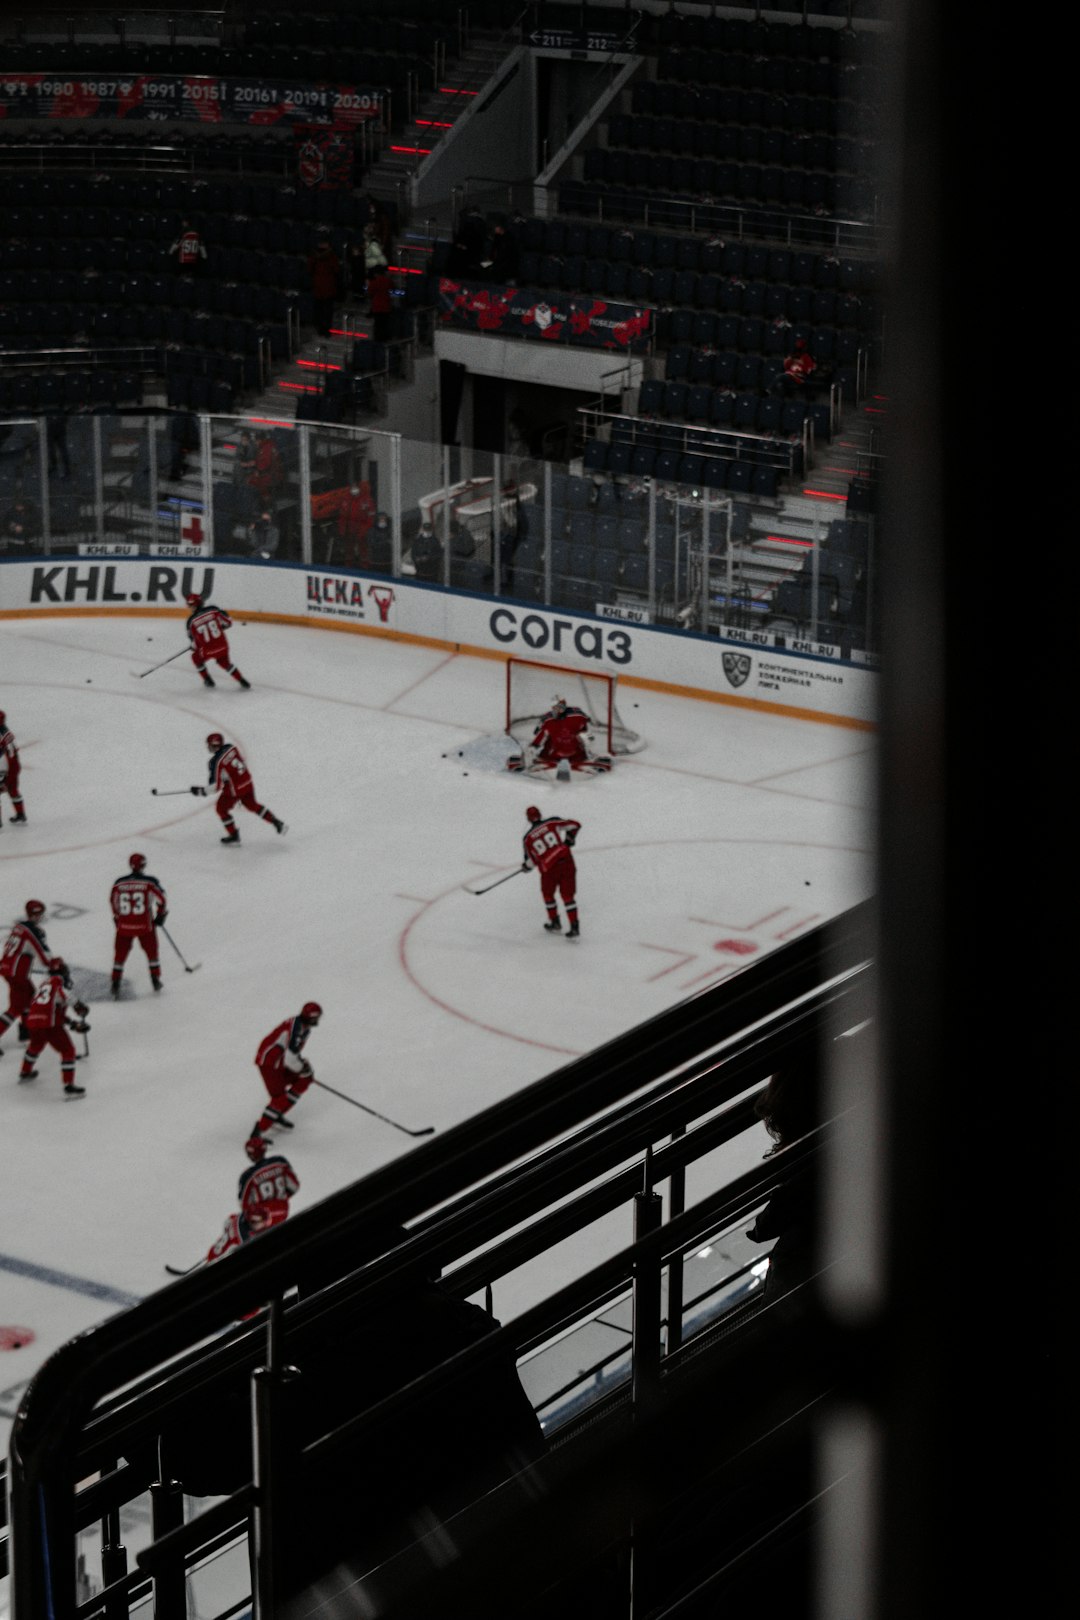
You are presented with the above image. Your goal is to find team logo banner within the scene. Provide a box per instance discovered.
[437,279,653,353]
[0,74,381,128]
[296,129,354,190]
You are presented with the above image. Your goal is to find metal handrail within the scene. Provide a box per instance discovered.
[7,903,873,1620]
[578,402,804,475]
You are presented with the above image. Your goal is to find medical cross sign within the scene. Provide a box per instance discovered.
[181,514,206,546]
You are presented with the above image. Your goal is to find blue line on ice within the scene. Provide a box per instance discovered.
[0,1253,142,1308]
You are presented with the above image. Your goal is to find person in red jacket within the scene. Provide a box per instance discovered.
[367,264,394,343]
[249,433,283,506]
[521,806,582,938]
[0,709,27,824]
[191,734,287,845]
[18,958,90,1097]
[0,899,50,1050]
[248,1002,323,1147]
[336,481,375,568]
[110,853,168,999]
[783,336,817,392]
[308,237,341,337]
[169,219,207,273]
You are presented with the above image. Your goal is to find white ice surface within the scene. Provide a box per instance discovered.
[0,615,875,1449]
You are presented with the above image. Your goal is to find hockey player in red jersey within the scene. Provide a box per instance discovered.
[521,805,581,938]
[508,696,612,774]
[191,734,287,844]
[0,710,28,823]
[18,958,90,1096]
[249,1002,322,1140]
[110,853,168,999]
[0,899,50,1051]
[205,1141,300,1267]
[185,594,251,690]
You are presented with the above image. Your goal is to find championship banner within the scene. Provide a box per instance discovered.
[437,279,653,354]
[0,74,382,128]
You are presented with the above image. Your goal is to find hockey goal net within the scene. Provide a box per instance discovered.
[505,657,645,756]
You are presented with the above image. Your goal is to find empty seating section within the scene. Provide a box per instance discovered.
[559,14,880,232]
[768,516,872,648]
[512,473,694,618]
[0,170,383,412]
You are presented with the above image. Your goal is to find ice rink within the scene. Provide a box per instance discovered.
[0,611,875,1446]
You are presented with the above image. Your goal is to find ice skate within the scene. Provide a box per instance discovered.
[566,922,580,940]
[19,1068,38,1082]
[221,829,240,845]
[201,674,215,688]
[544,920,562,933]
[63,1082,87,1099]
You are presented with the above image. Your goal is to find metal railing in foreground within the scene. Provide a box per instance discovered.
[4,899,873,1620]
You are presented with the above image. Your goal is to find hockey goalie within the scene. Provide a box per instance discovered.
[507,696,612,776]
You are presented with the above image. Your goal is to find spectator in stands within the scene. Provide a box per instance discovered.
[747,1060,819,1320]
[2,495,40,551]
[368,200,394,263]
[457,205,487,275]
[449,517,475,561]
[47,415,71,480]
[250,432,283,505]
[247,510,280,560]
[366,263,394,344]
[336,479,375,568]
[482,221,520,285]
[410,519,444,583]
[232,429,257,520]
[362,224,388,282]
[369,510,393,572]
[308,237,342,338]
[168,412,199,482]
[443,228,472,278]
[783,337,817,396]
[169,218,207,274]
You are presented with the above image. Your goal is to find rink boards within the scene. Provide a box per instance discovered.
[0,557,876,729]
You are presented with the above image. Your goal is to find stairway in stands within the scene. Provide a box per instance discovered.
[365,28,516,214]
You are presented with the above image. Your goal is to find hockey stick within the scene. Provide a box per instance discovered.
[151,787,195,797]
[130,647,190,679]
[466,867,527,896]
[311,1078,435,1138]
[164,1258,206,1278]
[159,924,201,973]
